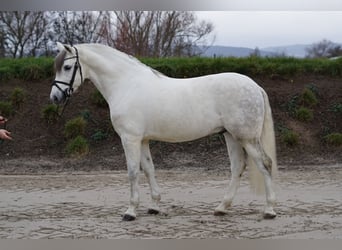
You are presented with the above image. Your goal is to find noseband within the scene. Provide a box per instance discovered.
[52,46,83,100]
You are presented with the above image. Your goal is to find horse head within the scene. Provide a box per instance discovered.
[50,42,83,104]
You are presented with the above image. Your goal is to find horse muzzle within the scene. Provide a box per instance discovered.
[50,91,66,104]
[50,87,70,104]
[50,81,74,104]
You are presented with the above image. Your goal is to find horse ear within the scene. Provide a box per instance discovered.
[63,44,73,53]
[56,42,73,53]
[56,42,64,52]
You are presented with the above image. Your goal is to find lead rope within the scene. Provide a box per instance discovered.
[55,97,70,118]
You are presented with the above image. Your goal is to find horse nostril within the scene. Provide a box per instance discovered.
[53,95,59,103]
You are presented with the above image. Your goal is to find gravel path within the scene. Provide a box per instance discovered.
[0,164,341,239]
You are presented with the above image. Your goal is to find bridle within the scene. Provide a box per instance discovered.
[52,46,83,99]
[52,46,83,116]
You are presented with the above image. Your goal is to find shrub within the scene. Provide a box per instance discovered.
[64,116,87,139]
[80,109,91,121]
[0,65,12,81]
[10,87,26,108]
[306,83,319,94]
[42,104,59,124]
[301,87,318,107]
[295,107,314,122]
[91,130,108,141]
[328,103,342,114]
[281,129,299,146]
[0,101,14,117]
[22,64,45,80]
[91,90,107,108]
[324,133,342,146]
[321,126,331,137]
[66,135,89,156]
[283,94,299,115]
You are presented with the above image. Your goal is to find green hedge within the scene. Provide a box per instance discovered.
[142,57,342,78]
[0,57,53,81]
[1,56,342,81]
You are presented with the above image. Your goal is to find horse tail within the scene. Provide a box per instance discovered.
[248,88,278,194]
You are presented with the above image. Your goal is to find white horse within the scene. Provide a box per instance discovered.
[50,42,277,221]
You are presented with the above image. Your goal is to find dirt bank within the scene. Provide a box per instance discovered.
[0,75,341,170]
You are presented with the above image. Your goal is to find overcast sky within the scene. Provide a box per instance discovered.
[195,11,342,48]
[1,1,341,49]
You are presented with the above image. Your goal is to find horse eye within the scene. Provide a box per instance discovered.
[64,65,72,71]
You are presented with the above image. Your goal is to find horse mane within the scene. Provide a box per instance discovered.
[54,50,66,73]
[54,43,165,78]
[127,54,165,78]
[81,43,165,78]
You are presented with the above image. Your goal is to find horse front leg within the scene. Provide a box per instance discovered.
[121,135,142,221]
[140,140,161,215]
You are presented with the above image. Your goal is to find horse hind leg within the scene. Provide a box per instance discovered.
[214,132,246,216]
[140,140,161,215]
[243,139,277,219]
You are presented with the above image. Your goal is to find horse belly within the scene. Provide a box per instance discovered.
[144,102,222,142]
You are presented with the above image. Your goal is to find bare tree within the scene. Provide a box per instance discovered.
[0,29,5,57]
[327,44,342,58]
[306,39,342,58]
[96,12,118,47]
[0,11,214,58]
[52,11,105,45]
[0,11,48,58]
[26,13,50,57]
[99,11,214,57]
[250,47,261,57]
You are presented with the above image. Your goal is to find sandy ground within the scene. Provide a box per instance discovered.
[0,164,341,239]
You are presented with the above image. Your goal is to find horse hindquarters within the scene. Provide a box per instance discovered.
[217,83,277,219]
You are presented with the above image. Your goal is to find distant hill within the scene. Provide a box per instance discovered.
[262,44,309,58]
[201,45,274,58]
[202,43,342,58]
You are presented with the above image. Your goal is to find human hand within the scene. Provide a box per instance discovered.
[0,129,12,140]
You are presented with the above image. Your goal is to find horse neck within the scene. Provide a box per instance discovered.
[78,45,153,102]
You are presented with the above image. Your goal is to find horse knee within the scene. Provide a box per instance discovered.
[127,168,139,181]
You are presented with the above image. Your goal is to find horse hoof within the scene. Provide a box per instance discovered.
[147,209,160,215]
[122,214,136,221]
[263,213,277,219]
[214,210,227,216]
